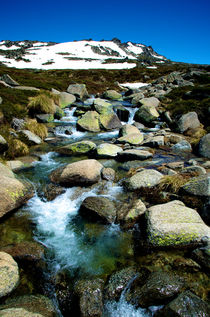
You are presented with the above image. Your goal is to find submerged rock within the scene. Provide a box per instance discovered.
[155,290,210,317]
[0,295,57,317]
[74,279,104,317]
[0,252,19,298]
[79,196,117,223]
[43,183,65,201]
[146,200,210,248]
[50,159,103,186]
[127,271,184,307]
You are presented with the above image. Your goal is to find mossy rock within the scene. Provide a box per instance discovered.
[134,105,159,124]
[146,200,210,248]
[103,90,122,100]
[96,143,122,158]
[93,98,113,114]
[59,92,76,108]
[117,133,144,145]
[77,111,100,132]
[57,140,96,156]
[99,113,122,130]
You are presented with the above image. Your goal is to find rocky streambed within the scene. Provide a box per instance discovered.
[0,80,210,316]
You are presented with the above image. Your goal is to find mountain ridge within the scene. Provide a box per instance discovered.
[0,39,167,70]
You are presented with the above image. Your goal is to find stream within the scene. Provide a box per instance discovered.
[0,99,206,316]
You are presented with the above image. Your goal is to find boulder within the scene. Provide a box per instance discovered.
[50,159,103,186]
[171,139,192,152]
[0,295,56,317]
[119,124,140,137]
[118,199,146,228]
[104,266,138,301]
[19,130,42,145]
[181,166,206,176]
[0,163,34,219]
[155,290,210,317]
[0,252,19,298]
[57,141,96,156]
[59,92,76,108]
[131,92,145,104]
[125,169,163,191]
[140,97,160,107]
[127,271,183,308]
[181,173,210,196]
[143,135,164,147]
[96,143,122,158]
[192,245,210,271]
[0,308,44,317]
[6,160,25,172]
[67,84,88,100]
[116,106,130,122]
[134,105,159,124]
[74,279,104,317]
[117,133,144,145]
[146,200,210,248]
[117,149,153,161]
[93,98,113,114]
[177,112,200,133]
[54,106,64,120]
[1,241,45,263]
[36,114,54,123]
[199,133,210,158]
[79,196,117,223]
[43,184,65,201]
[101,167,115,181]
[103,90,122,100]
[11,118,25,131]
[77,111,100,132]
[0,135,8,153]
[99,113,122,130]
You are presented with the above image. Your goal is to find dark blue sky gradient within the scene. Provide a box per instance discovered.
[1,0,210,64]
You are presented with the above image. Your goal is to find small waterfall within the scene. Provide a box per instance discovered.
[127,107,138,124]
[104,275,162,317]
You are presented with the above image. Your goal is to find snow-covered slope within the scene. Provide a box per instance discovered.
[0,39,167,70]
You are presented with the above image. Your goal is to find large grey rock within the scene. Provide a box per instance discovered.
[146,200,210,247]
[79,196,116,223]
[156,290,210,317]
[143,135,164,147]
[199,133,210,158]
[131,92,145,104]
[59,92,76,108]
[0,135,8,153]
[171,140,192,152]
[93,98,113,114]
[125,169,163,191]
[96,143,122,158]
[118,149,153,161]
[99,113,122,130]
[0,163,34,219]
[74,279,104,317]
[140,97,160,107]
[117,133,144,145]
[50,159,103,186]
[57,140,96,156]
[118,199,146,228]
[177,112,200,133]
[134,105,159,124]
[77,111,100,132]
[19,130,42,145]
[6,160,25,172]
[181,173,210,196]
[119,124,140,137]
[36,114,54,123]
[103,90,122,100]
[0,252,19,298]
[67,84,88,100]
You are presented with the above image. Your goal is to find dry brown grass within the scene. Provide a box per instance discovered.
[24,119,48,140]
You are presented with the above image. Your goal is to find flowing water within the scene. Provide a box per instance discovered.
[1,100,205,316]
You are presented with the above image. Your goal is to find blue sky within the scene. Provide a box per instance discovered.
[1,0,210,64]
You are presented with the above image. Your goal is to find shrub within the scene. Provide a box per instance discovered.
[24,119,48,140]
[28,93,56,114]
[6,138,29,158]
